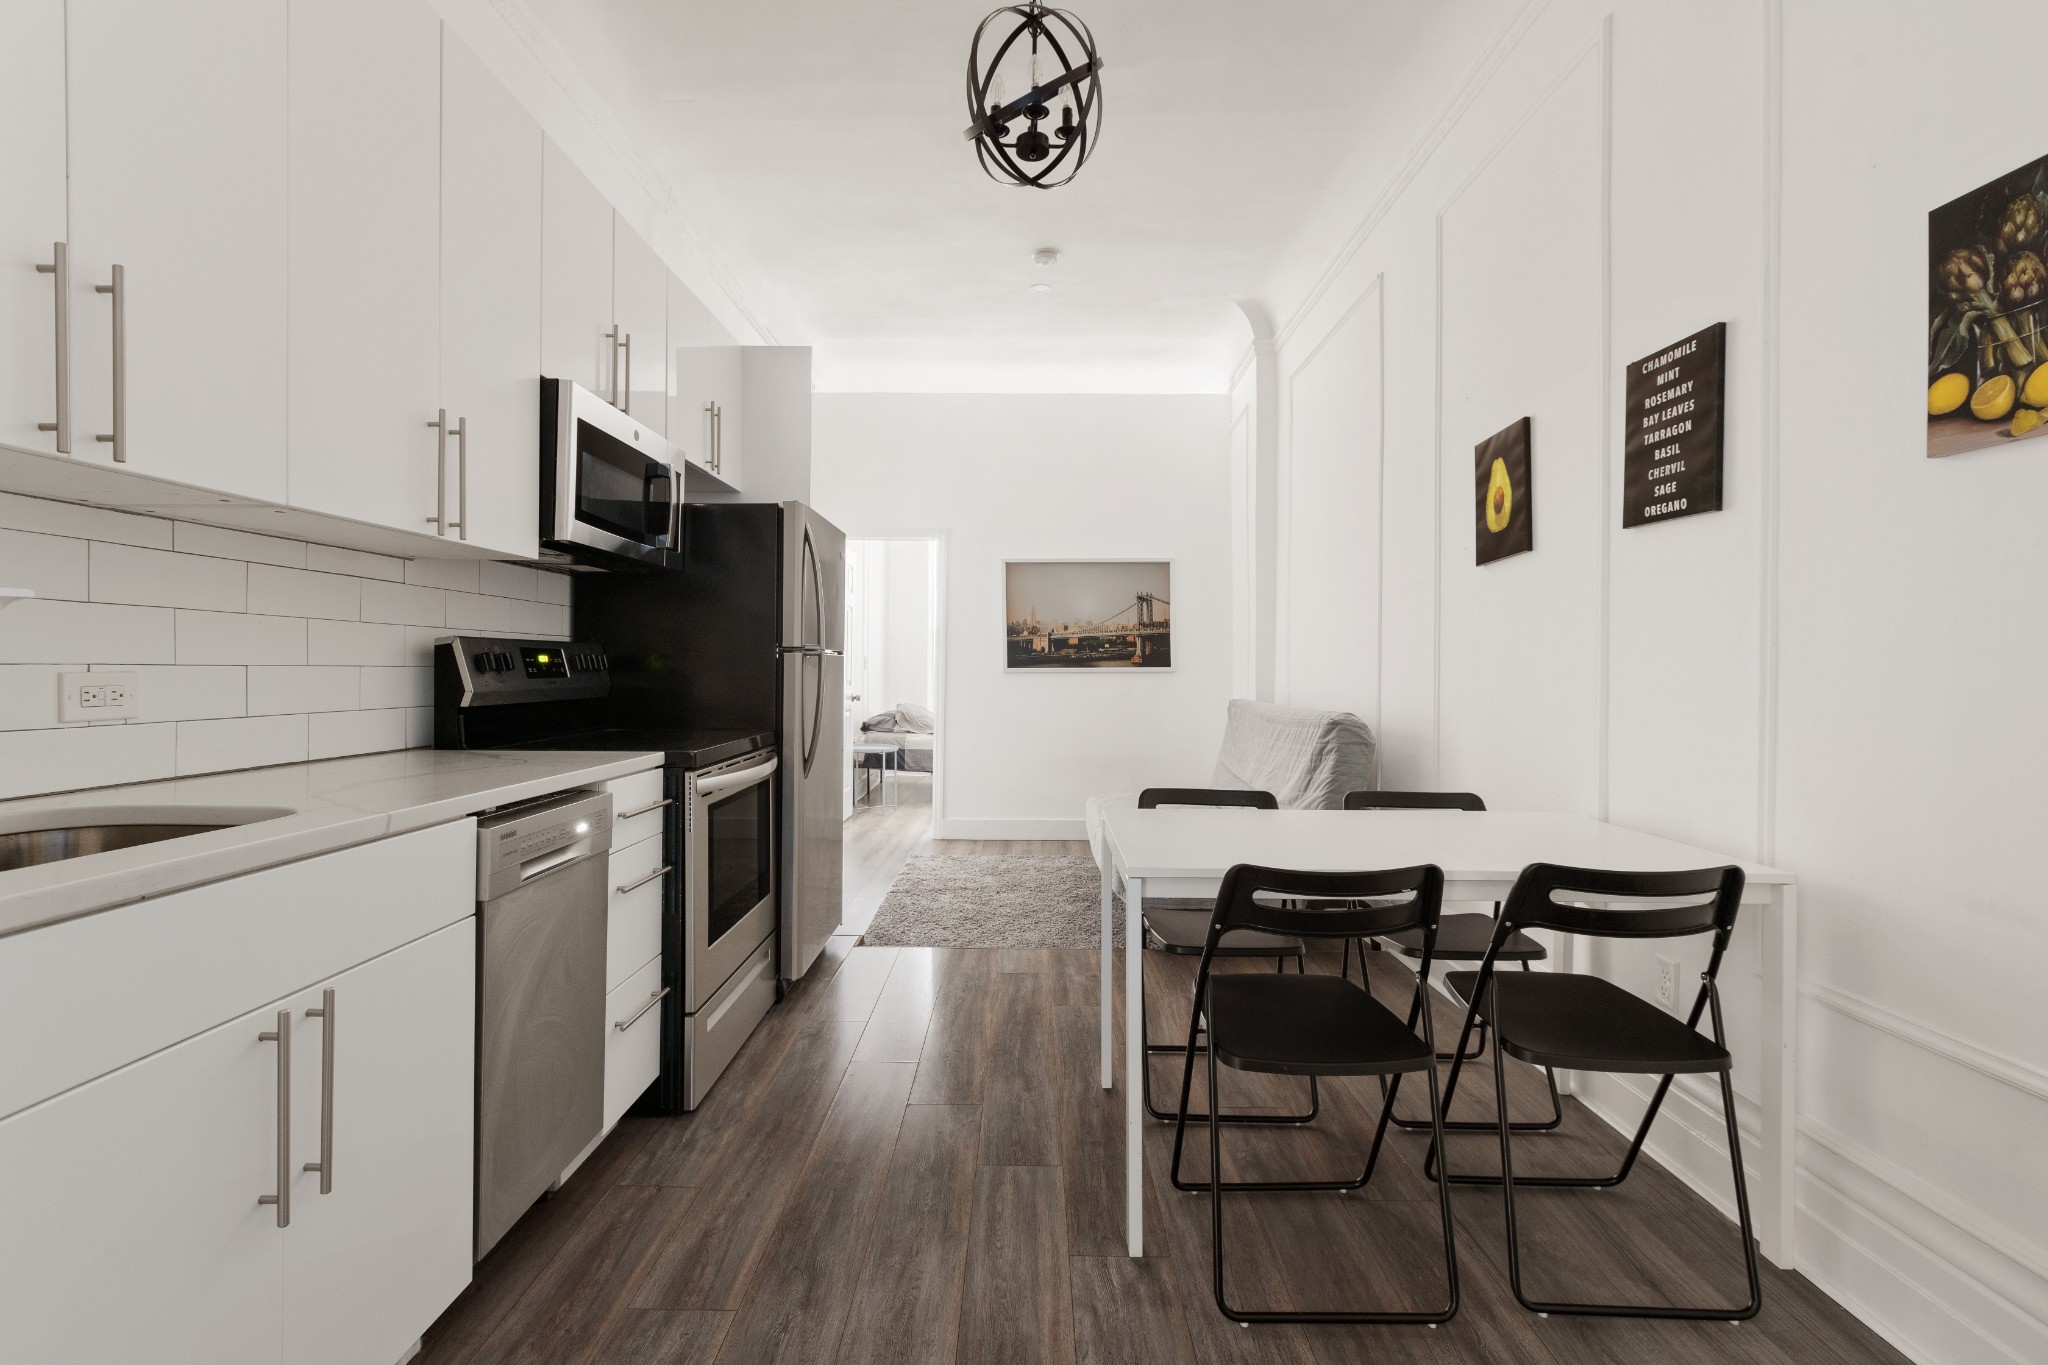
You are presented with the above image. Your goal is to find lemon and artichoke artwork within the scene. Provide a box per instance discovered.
[1928,153,2048,456]
[1474,417,1532,566]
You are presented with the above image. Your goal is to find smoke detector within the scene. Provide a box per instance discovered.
[1032,247,1060,267]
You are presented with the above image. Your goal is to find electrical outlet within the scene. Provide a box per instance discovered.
[59,671,141,723]
[1655,956,1679,1008]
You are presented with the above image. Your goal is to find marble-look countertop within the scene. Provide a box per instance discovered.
[0,747,664,939]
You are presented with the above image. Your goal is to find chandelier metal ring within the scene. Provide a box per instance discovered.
[963,3,1103,189]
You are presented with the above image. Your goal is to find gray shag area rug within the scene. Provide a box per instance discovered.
[860,854,1126,950]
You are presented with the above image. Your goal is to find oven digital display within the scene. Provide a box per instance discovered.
[522,647,570,679]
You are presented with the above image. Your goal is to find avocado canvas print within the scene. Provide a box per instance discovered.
[1474,416,1532,565]
[1927,152,2048,457]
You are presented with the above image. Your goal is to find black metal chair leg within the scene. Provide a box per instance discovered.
[1144,948,1317,1126]
[1202,1032,1458,1324]
[1385,962,1557,1132]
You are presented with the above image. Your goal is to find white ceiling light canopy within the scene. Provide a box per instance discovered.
[1032,247,1061,267]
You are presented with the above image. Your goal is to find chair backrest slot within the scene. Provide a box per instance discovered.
[1500,863,1743,939]
[1213,863,1444,941]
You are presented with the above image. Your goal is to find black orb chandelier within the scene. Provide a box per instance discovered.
[963,3,1103,189]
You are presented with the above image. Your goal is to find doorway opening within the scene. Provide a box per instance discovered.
[842,536,941,934]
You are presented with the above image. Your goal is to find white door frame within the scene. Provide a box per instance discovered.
[841,531,947,830]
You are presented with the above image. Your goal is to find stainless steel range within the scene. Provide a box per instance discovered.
[435,637,778,1112]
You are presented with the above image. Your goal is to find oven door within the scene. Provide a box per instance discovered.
[543,378,676,565]
[683,751,779,1011]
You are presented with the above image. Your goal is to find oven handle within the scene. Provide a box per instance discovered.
[694,753,780,798]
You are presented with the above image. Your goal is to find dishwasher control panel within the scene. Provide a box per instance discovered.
[475,788,615,900]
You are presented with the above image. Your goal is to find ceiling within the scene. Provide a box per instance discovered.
[523,0,1518,389]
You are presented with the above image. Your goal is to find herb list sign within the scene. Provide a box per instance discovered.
[1623,321,1725,527]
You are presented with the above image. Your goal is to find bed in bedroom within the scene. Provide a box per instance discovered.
[857,702,935,773]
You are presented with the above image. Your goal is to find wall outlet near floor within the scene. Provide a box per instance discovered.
[59,671,140,723]
[1655,956,1679,1009]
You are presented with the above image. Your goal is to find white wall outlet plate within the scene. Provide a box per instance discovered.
[59,670,141,723]
[1655,956,1680,1009]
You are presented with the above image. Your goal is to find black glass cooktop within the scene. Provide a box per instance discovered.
[498,727,773,771]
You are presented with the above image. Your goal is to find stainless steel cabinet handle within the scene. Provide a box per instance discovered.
[614,985,670,1032]
[607,324,623,405]
[452,415,468,541]
[619,797,673,821]
[304,989,334,1194]
[616,864,672,896]
[622,332,633,413]
[93,265,125,462]
[257,1010,291,1228]
[34,241,69,452]
[427,409,448,534]
[712,402,723,472]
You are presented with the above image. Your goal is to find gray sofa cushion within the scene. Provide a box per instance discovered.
[1210,699,1378,810]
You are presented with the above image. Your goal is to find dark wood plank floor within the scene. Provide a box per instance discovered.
[421,928,1907,1365]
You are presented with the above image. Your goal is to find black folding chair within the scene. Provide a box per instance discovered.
[1341,790,1562,1133]
[1168,863,1459,1326]
[1427,862,1762,1321]
[1133,788,1315,1126]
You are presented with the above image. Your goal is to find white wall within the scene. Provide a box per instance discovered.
[1249,2,2048,1362]
[0,492,571,798]
[812,394,1234,839]
[877,540,934,714]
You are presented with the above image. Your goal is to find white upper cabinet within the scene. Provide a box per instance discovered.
[65,0,289,501]
[285,0,443,540]
[0,0,68,457]
[612,216,668,435]
[668,269,742,487]
[440,29,544,560]
[282,921,474,1365]
[0,993,286,1365]
[540,137,617,401]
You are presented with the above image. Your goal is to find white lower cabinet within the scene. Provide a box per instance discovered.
[0,829,478,1365]
[603,955,665,1131]
[0,987,287,1365]
[283,919,475,1365]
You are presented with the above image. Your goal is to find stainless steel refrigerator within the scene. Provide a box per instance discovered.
[573,500,846,985]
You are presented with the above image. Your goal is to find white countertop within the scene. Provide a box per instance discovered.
[0,747,665,939]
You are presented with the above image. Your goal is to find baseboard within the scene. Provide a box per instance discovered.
[932,817,1088,841]
[1573,1074,2048,1364]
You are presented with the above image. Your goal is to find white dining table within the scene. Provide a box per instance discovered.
[1096,806,1799,1266]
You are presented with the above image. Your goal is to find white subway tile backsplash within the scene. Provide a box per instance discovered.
[0,664,79,731]
[0,494,576,799]
[248,665,360,716]
[0,722,178,799]
[247,564,361,621]
[102,664,247,723]
[305,544,403,582]
[172,522,307,568]
[308,707,405,761]
[444,591,515,633]
[176,714,308,775]
[176,611,307,665]
[477,561,540,601]
[361,666,432,710]
[403,625,449,667]
[360,580,445,627]
[404,557,480,592]
[89,542,248,612]
[0,528,89,600]
[310,619,408,667]
[0,599,176,664]
[0,492,173,550]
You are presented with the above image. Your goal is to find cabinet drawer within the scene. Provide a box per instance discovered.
[605,768,667,852]
[606,835,667,991]
[0,820,474,1121]
[603,955,664,1130]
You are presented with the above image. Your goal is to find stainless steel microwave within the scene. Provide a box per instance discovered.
[540,378,677,566]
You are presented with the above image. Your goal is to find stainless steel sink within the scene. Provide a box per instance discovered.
[0,807,297,873]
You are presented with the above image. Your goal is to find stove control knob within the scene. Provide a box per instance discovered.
[496,651,514,671]
[473,651,494,673]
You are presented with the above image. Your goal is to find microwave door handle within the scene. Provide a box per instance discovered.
[644,464,675,545]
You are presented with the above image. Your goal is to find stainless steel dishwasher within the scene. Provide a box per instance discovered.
[474,788,614,1260]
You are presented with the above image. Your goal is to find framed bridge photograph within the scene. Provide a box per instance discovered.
[1004,559,1173,670]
